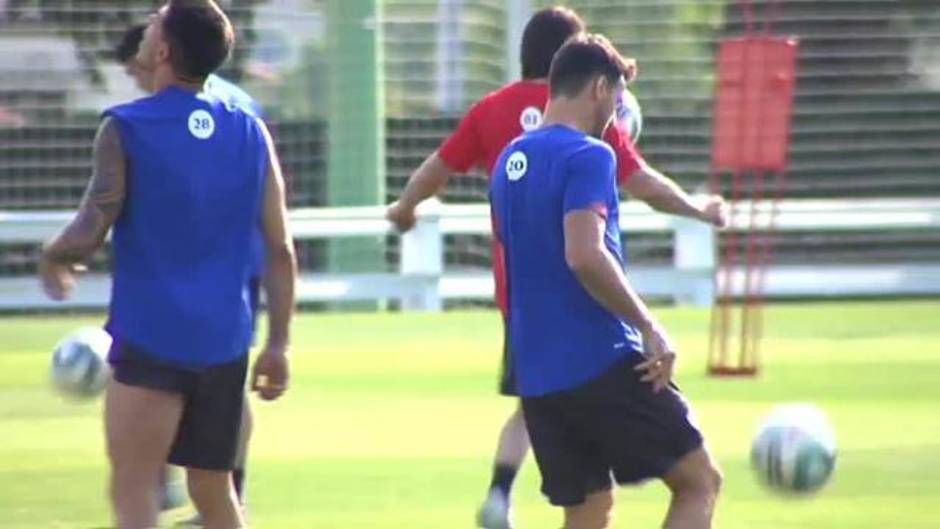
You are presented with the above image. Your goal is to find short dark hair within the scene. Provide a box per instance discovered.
[520,7,585,80]
[115,23,147,63]
[549,33,637,98]
[163,0,235,81]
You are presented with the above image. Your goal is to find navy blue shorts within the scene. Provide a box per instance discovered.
[522,356,704,506]
[108,339,247,471]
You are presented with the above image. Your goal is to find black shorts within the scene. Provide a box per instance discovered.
[498,319,518,396]
[522,355,704,506]
[109,340,248,471]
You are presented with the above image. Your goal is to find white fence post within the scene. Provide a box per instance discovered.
[673,216,716,306]
[399,198,444,311]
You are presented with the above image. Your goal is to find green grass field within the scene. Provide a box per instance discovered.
[1,300,939,528]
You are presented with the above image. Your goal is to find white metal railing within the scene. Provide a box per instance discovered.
[1,198,939,310]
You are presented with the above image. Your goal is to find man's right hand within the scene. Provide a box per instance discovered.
[635,320,677,393]
[386,201,417,232]
[38,256,80,301]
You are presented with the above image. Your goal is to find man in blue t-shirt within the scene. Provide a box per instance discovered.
[490,34,721,529]
[40,3,297,528]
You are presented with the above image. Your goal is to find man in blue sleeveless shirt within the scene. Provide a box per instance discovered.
[490,34,721,529]
[116,21,264,522]
[38,2,297,528]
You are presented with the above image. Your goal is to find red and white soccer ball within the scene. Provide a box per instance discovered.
[50,327,112,399]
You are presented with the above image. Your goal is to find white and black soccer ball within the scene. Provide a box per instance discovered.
[751,404,837,494]
[615,88,643,143]
[50,327,112,399]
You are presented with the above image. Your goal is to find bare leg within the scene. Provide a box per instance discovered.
[232,395,252,503]
[186,468,245,529]
[661,447,722,529]
[494,403,530,470]
[478,403,530,528]
[106,379,184,529]
[562,489,614,529]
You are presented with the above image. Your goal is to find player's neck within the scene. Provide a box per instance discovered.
[151,70,204,94]
[542,99,596,136]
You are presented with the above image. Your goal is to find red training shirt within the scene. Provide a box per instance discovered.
[437,80,645,316]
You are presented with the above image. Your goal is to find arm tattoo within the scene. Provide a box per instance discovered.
[43,117,126,264]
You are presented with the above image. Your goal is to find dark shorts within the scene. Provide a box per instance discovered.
[498,319,518,396]
[109,340,248,471]
[521,355,704,506]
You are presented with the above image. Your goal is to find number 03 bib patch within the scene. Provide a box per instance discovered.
[188,109,216,140]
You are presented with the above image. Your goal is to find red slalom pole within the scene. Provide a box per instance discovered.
[739,169,766,373]
[722,169,746,368]
[706,170,725,371]
[751,169,788,363]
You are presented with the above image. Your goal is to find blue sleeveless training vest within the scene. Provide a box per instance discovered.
[104,86,268,368]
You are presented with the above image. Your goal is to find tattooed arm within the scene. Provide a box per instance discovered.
[39,117,126,300]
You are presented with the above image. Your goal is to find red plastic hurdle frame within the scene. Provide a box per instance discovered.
[707,2,798,377]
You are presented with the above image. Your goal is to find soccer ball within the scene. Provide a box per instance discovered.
[751,404,837,494]
[50,327,112,399]
[615,88,643,143]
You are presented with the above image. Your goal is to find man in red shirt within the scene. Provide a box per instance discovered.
[387,7,726,529]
